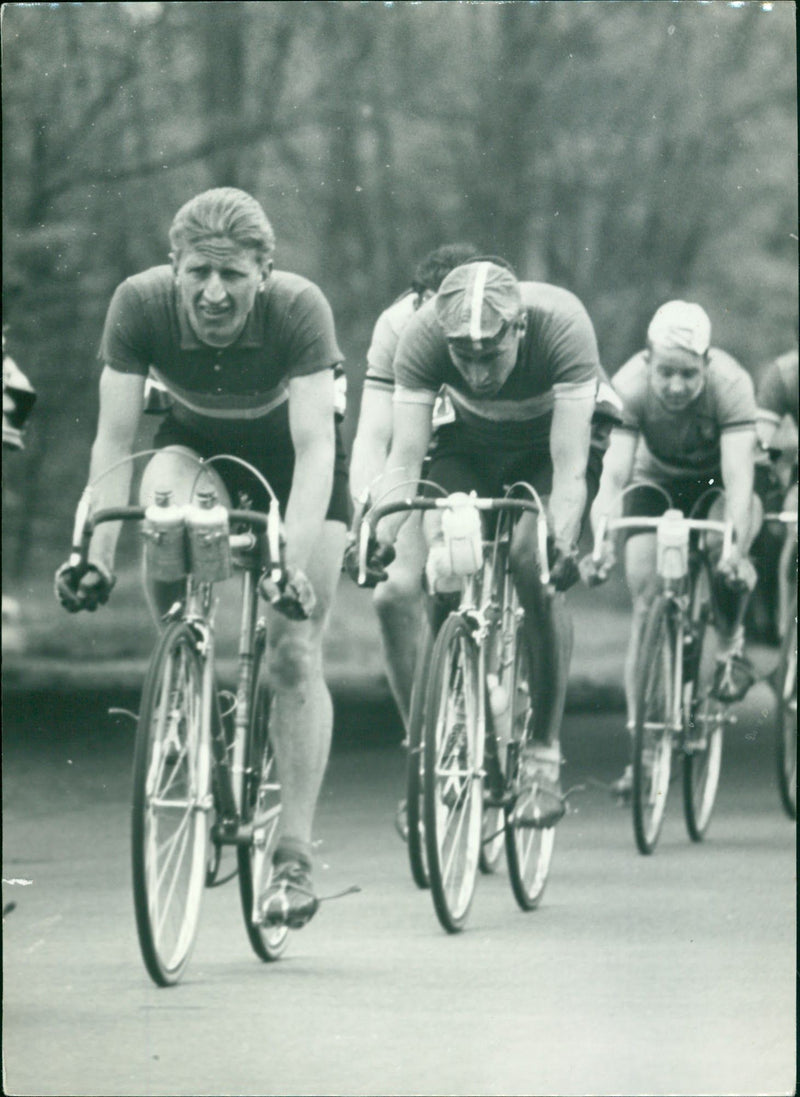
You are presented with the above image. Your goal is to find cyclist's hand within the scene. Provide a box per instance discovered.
[547,539,581,592]
[579,542,615,587]
[260,567,317,620]
[715,552,758,593]
[54,560,115,613]
[357,536,396,588]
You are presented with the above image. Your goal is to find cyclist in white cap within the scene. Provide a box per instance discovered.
[366,258,621,827]
[584,300,762,798]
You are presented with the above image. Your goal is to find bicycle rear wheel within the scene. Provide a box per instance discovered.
[423,613,483,933]
[131,621,210,986]
[406,615,433,889]
[632,596,675,855]
[237,682,288,960]
[682,567,725,841]
[504,620,555,910]
[775,609,797,819]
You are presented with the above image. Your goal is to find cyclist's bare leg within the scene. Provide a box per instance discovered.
[266,520,346,858]
[705,494,763,652]
[510,511,572,747]
[623,532,660,727]
[138,446,230,621]
[372,512,426,729]
[778,482,798,635]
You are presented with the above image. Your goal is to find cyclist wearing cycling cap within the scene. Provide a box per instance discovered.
[585,300,763,797]
[371,259,621,827]
[345,243,479,732]
[54,187,348,929]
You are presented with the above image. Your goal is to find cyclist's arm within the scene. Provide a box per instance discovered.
[349,385,393,508]
[285,369,336,573]
[549,388,595,548]
[720,427,757,555]
[84,367,145,573]
[375,394,433,545]
[589,427,638,533]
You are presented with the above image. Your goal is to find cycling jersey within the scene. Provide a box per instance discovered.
[99,264,349,521]
[613,347,756,482]
[364,291,418,394]
[100,265,342,442]
[393,282,620,450]
[757,349,798,428]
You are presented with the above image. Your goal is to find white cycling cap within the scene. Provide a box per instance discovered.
[647,300,711,357]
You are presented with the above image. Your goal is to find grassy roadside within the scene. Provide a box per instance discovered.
[2,563,634,706]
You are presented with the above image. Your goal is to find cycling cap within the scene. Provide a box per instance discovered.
[435,261,522,346]
[647,300,711,357]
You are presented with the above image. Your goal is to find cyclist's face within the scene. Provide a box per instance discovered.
[447,324,522,397]
[173,239,268,347]
[648,347,707,410]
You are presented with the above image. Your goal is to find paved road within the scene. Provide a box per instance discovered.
[2,683,796,1097]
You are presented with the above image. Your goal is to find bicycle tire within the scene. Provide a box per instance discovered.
[682,566,724,841]
[423,613,484,933]
[504,619,555,910]
[406,615,433,889]
[131,620,211,986]
[632,596,675,855]
[775,609,797,819]
[237,681,289,961]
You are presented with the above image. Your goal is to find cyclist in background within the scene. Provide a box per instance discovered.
[368,259,620,826]
[3,333,36,453]
[54,188,348,929]
[755,345,798,639]
[583,301,762,797]
[345,242,479,730]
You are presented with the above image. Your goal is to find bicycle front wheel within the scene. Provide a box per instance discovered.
[406,615,433,889]
[775,610,797,819]
[632,596,675,855]
[504,621,555,910]
[131,621,211,986]
[423,613,484,933]
[237,683,288,961]
[682,569,724,841]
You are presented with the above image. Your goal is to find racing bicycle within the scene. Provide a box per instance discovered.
[592,502,737,854]
[71,462,290,986]
[361,485,557,932]
[763,507,797,819]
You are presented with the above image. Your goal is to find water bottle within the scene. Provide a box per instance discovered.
[441,493,483,577]
[424,542,463,594]
[185,489,231,583]
[656,508,689,580]
[142,490,187,581]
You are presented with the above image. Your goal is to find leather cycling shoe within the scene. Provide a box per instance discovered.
[258,859,319,930]
[711,651,756,704]
[515,744,566,829]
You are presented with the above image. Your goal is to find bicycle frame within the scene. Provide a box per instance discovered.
[76,504,279,847]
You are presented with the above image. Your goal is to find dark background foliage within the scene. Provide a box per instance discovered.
[2,0,797,581]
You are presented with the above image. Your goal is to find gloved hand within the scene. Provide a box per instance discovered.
[54,560,116,613]
[259,567,317,620]
[715,551,758,593]
[354,536,396,588]
[546,539,581,592]
[579,541,616,587]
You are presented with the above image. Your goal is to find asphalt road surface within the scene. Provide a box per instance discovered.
[3,682,796,1097]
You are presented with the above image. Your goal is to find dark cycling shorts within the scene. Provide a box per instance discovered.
[623,463,783,529]
[153,414,351,525]
[423,421,606,534]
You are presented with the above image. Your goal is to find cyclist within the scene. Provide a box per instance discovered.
[366,259,620,827]
[345,243,479,731]
[3,333,36,452]
[54,187,349,929]
[583,301,762,797]
[755,346,798,640]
